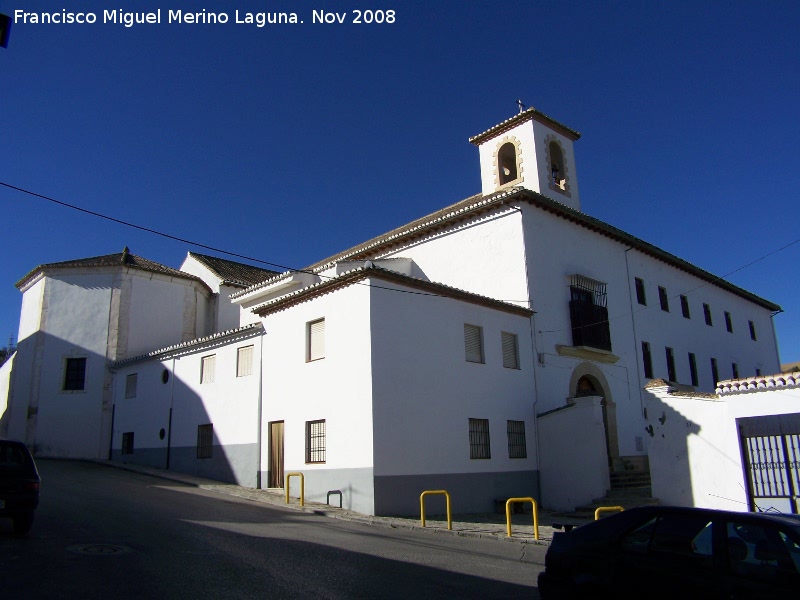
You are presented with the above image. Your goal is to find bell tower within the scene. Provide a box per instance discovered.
[469,105,582,212]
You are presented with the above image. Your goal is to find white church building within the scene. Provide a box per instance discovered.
[0,107,782,515]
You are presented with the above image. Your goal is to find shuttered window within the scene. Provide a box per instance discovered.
[237,345,254,377]
[501,332,519,369]
[308,319,325,362]
[201,355,215,384]
[125,373,138,398]
[464,324,484,364]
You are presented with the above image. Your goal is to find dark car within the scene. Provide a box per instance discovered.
[0,440,41,534]
[538,505,800,599]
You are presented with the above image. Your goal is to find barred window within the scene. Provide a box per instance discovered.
[307,319,325,362]
[125,373,138,399]
[63,357,87,391]
[121,432,134,455]
[469,418,491,459]
[201,355,215,384]
[237,345,254,377]
[305,419,326,463]
[464,324,484,364]
[197,424,213,459]
[507,420,527,458]
[569,275,611,351]
[501,332,519,369]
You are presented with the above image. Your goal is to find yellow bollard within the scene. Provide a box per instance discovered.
[285,472,305,507]
[594,506,625,520]
[505,497,539,540]
[419,490,452,530]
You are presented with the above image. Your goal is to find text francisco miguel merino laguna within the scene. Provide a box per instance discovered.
[14,9,311,28]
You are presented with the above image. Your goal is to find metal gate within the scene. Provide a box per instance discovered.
[738,413,800,514]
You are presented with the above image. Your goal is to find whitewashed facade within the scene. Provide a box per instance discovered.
[1,107,784,515]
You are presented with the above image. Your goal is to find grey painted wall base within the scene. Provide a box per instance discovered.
[277,467,375,515]
[374,470,540,517]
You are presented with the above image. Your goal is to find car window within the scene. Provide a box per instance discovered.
[0,443,29,469]
[726,520,797,580]
[621,514,713,566]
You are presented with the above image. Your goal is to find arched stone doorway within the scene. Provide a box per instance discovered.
[568,363,619,470]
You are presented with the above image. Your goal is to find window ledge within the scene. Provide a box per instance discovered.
[548,182,572,198]
[556,344,620,364]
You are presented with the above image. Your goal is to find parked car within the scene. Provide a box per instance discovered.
[538,505,800,599]
[0,439,41,534]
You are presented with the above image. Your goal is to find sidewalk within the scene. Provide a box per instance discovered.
[98,460,592,545]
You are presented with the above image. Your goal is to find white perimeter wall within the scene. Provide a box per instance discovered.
[645,382,800,511]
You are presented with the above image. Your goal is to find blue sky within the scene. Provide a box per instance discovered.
[2,1,799,363]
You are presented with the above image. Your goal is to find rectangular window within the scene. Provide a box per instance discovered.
[63,357,87,391]
[642,342,653,379]
[124,373,138,399]
[507,420,527,458]
[749,320,757,341]
[680,295,691,319]
[703,304,713,326]
[569,275,611,351]
[688,353,698,387]
[305,419,326,463]
[732,363,739,379]
[666,347,676,382]
[469,418,491,459]
[197,424,213,459]
[711,358,719,386]
[501,332,519,369]
[307,318,325,361]
[725,311,733,333]
[658,286,669,312]
[121,432,134,455]
[200,355,216,384]
[635,278,647,305]
[464,324,484,364]
[236,345,254,377]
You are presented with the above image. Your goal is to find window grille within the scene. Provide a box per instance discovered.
[507,420,527,458]
[305,420,326,463]
[121,432,134,455]
[125,373,137,399]
[64,357,87,391]
[308,319,325,361]
[237,345,254,377]
[201,355,215,384]
[464,324,484,364]
[197,424,213,459]
[469,418,491,459]
[501,332,519,369]
[569,275,611,351]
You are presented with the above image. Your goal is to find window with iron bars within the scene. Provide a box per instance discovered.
[121,432,134,455]
[568,275,611,352]
[197,424,213,459]
[305,419,326,463]
[469,418,491,459]
[507,420,527,458]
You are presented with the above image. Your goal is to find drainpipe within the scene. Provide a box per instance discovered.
[256,331,264,489]
[624,247,646,418]
[166,356,176,470]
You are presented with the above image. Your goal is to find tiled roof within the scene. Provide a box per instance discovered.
[303,187,781,313]
[188,252,279,287]
[716,373,800,395]
[16,247,207,290]
[468,107,581,145]
[253,263,534,318]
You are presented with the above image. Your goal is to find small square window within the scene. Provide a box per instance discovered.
[201,355,215,384]
[63,357,87,391]
[464,324,485,364]
[680,295,690,319]
[469,418,491,459]
[658,287,669,312]
[305,419,326,463]
[501,332,519,369]
[703,304,713,326]
[635,278,647,306]
[307,318,325,362]
[125,373,138,399]
[197,424,213,459]
[121,432,134,455]
[725,311,733,333]
[749,321,757,341]
[237,345,254,377]
[507,420,527,458]
[642,342,653,379]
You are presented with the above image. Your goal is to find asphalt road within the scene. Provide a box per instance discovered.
[0,460,546,599]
